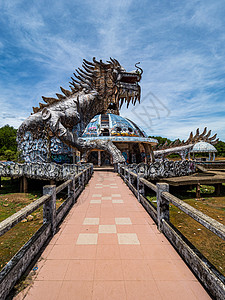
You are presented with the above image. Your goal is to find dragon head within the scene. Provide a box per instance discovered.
[71,57,143,114]
[33,57,142,117]
[32,57,143,115]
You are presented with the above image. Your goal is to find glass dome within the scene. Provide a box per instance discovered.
[80,113,157,145]
[82,114,148,138]
[191,141,217,153]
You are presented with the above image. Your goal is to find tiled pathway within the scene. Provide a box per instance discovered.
[17,171,211,300]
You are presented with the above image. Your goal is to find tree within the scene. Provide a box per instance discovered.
[0,125,17,152]
[149,136,172,147]
[0,125,18,161]
[214,140,225,157]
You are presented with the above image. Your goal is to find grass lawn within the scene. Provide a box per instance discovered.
[146,184,225,276]
[0,177,66,270]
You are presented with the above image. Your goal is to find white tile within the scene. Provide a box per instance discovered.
[112,200,124,204]
[117,233,140,245]
[110,186,117,189]
[96,183,103,185]
[115,218,132,225]
[112,194,121,197]
[76,233,98,245]
[90,200,101,204]
[92,194,102,197]
[102,197,112,200]
[99,225,117,234]
[83,218,99,225]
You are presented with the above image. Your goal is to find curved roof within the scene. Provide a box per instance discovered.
[81,113,158,145]
[191,141,217,153]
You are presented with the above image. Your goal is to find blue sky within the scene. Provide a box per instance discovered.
[0,0,225,141]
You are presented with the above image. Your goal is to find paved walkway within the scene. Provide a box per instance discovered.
[16,171,211,300]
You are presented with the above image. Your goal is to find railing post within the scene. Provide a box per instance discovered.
[69,175,76,203]
[43,185,56,235]
[156,183,169,231]
[78,172,83,187]
[130,173,135,186]
[128,171,131,186]
[86,168,89,183]
[82,170,85,187]
[137,175,145,202]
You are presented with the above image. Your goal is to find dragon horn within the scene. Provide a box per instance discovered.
[135,62,143,75]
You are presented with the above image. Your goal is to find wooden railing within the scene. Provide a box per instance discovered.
[119,164,225,300]
[0,165,93,300]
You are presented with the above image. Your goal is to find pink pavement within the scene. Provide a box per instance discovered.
[15,171,211,300]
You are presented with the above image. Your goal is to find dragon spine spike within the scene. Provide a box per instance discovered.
[56,93,66,100]
[72,77,82,85]
[205,130,212,140]
[110,57,116,64]
[186,132,193,144]
[39,103,48,109]
[78,67,94,78]
[73,72,87,83]
[208,133,217,141]
[76,69,93,82]
[113,58,121,66]
[33,107,39,113]
[211,138,219,145]
[82,62,95,73]
[83,58,95,67]
[109,57,119,66]
[93,57,107,67]
[82,63,94,73]
[162,141,168,149]
[200,127,207,137]
[193,128,200,141]
[42,96,59,105]
[60,87,72,97]
[71,77,81,85]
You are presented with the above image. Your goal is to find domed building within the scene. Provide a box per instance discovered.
[80,114,158,166]
[190,141,217,161]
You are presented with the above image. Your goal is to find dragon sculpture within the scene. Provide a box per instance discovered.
[17,57,143,164]
[153,127,218,160]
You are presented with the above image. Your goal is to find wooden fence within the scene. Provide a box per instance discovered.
[119,164,225,300]
[0,165,93,300]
